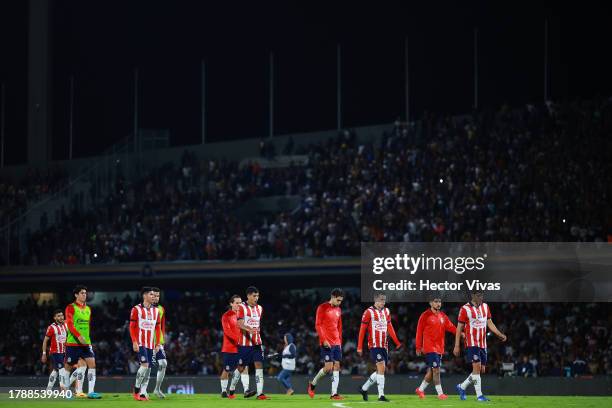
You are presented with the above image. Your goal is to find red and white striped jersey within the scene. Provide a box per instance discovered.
[129,304,162,349]
[237,303,263,346]
[357,307,401,350]
[45,323,67,354]
[458,302,491,349]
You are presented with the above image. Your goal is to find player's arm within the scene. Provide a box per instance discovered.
[129,307,140,352]
[65,304,86,344]
[444,314,457,335]
[160,307,166,340]
[236,307,253,334]
[41,334,50,363]
[357,311,369,355]
[154,317,162,351]
[415,312,425,355]
[453,322,464,356]
[222,315,241,344]
[315,305,329,347]
[487,319,507,341]
[386,311,402,349]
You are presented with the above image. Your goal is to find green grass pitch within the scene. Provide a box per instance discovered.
[3,394,611,408]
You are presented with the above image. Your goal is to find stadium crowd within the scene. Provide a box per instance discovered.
[19,98,611,266]
[1,291,610,378]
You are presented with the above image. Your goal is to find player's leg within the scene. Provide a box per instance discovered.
[46,367,58,391]
[84,355,98,397]
[285,370,294,395]
[253,346,268,399]
[153,346,167,398]
[416,363,433,399]
[360,348,378,400]
[240,365,250,393]
[473,349,489,401]
[67,349,87,396]
[220,352,237,398]
[330,346,343,399]
[458,347,483,400]
[374,350,389,401]
[134,347,151,400]
[277,369,289,390]
[308,346,333,397]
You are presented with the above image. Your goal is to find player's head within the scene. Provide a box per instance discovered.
[246,286,259,305]
[470,290,484,305]
[284,333,294,346]
[373,292,386,309]
[229,294,242,311]
[429,295,442,311]
[151,287,161,306]
[330,288,344,306]
[53,309,64,324]
[141,286,155,304]
[73,285,87,303]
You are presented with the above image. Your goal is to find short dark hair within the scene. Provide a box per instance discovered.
[229,294,241,304]
[73,285,87,296]
[331,288,344,298]
[53,309,63,317]
[141,286,153,296]
[374,292,386,301]
[150,287,161,293]
[246,286,259,295]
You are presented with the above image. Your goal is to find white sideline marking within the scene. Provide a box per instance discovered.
[332,403,351,408]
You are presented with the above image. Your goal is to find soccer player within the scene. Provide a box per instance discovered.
[232,286,269,400]
[222,294,255,399]
[65,284,101,399]
[414,296,457,400]
[307,288,344,400]
[453,291,507,402]
[41,309,68,391]
[277,333,296,395]
[150,287,167,399]
[357,293,402,402]
[130,286,163,401]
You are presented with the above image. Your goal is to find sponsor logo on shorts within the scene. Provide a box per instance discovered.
[225,365,230,371]
[325,355,330,361]
[473,354,480,361]
[432,361,438,367]
[377,354,382,360]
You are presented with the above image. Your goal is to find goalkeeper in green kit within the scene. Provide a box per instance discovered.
[64,284,102,399]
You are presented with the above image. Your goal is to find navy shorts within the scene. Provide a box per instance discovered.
[51,353,65,369]
[138,346,154,365]
[320,345,342,363]
[155,346,167,361]
[65,345,94,365]
[369,347,388,364]
[465,347,487,365]
[425,352,442,368]
[238,345,264,366]
[223,352,239,372]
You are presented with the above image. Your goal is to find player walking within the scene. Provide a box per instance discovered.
[41,309,68,391]
[150,287,167,399]
[307,288,345,400]
[64,285,101,399]
[222,294,256,399]
[232,286,269,400]
[454,291,507,402]
[415,296,457,400]
[130,287,162,401]
[357,293,402,402]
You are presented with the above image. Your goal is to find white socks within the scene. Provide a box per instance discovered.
[87,368,96,394]
[135,366,148,389]
[72,366,86,393]
[435,384,444,395]
[460,373,482,397]
[331,371,339,395]
[229,370,241,391]
[58,368,67,389]
[47,370,58,391]
[376,374,385,397]
[460,374,472,390]
[241,372,250,390]
[155,359,167,393]
[255,368,264,395]
[220,378,228,393]
[471,374,482,397]
[311,368,327,385]
[362,372,377,391]
[418,379,430,391]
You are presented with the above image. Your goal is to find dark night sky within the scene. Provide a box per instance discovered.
[1,1,611,164]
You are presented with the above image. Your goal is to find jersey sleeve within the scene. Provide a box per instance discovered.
[45,325,53,338]
[443,313,457,335]
[415,312,426,351]
[386,309,401,347]
[154,316,162,347]
[486,304,492,319]
[160,308,166,341]
[65,304,82,339]
[236,305,245,320]
[337,309,343,344]
[222,314,240,344]
[458,306,468,324]
[357,310,370,351]
[129,307,139,343]
[315,304,326,342]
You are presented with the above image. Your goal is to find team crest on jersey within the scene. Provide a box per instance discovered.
[335,311,340,317]
[440,318,444,324]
